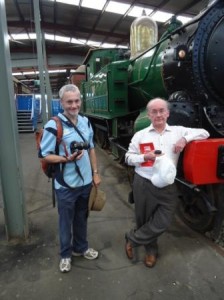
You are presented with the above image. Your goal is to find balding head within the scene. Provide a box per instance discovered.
[147,98,169,112]
[146,98,170,132]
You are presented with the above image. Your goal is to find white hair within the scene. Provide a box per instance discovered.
[59,84,80,99]
[146,98,170,111]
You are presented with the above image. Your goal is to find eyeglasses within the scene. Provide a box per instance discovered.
[148,108,168,116]
[66,99,81,105]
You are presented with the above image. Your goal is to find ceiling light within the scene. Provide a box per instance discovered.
[55,35,70,42]
[117,45,128,49]
[71,38,86,44]
[78,39,87,44]
[81,0,106,10]
[105,1,130,15]
[12,72,23,76]
[53,0,79,5]
[29,33,36,39]
[23,71,36,75]
[151,11,173,23]
[128,6,153,18]
[87,40,101,47]
[48,69,67,73]
[45,33,55,41]
[101,43,116,48]
[11,33,29,40]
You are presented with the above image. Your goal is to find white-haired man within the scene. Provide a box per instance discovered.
[125,98,209,268]
[39,84,101,273]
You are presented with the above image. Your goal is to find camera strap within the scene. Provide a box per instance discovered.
[56,162,84,189]
[57,114,88,187]
[63,114,87,142]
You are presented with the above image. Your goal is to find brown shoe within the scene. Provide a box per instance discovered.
[125,235,133,259]
[145,254,157,268]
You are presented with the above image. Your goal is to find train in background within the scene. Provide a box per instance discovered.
[71,0,224,243]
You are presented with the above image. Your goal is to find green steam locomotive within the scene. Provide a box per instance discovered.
[74,0,224,242]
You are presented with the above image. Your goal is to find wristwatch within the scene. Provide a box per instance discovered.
[93,170,98,174]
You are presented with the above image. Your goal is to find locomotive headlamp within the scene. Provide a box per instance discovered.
[175,45,188,60]
[178,49,186,59]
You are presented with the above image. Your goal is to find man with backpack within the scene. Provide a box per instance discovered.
[39,84,101,273]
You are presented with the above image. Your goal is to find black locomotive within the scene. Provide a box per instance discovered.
[72,0,224,243]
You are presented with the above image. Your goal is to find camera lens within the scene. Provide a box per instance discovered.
[70,141,90,154]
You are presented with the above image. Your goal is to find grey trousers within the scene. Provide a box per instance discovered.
[128,173,179,255]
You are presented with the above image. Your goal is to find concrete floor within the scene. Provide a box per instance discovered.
[0,133,224,300]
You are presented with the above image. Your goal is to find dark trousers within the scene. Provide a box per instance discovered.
[55,183,92,258]
[128,173,178,255]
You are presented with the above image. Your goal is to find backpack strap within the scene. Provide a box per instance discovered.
[54,114,89,188]
[62,114,88,143]
[50,116,69,204]
[51,116,68,157]
[51,116,63,145]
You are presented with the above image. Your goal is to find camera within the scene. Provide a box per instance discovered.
[154,150,162,155]
[70,141,90,154]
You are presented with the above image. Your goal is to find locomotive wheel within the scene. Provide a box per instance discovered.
[177,184,217,233]
[95,128,108,149]
[115,147,126,164]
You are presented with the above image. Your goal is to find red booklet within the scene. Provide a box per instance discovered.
[139,143,155,166]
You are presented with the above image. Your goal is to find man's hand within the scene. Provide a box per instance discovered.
[74,150,84,160]
[93,173,101,186]
[174,137,187,153]
[144,150,163,162]
[66,150,84,161]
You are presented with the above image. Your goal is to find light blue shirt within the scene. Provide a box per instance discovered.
[39,113,94,189]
